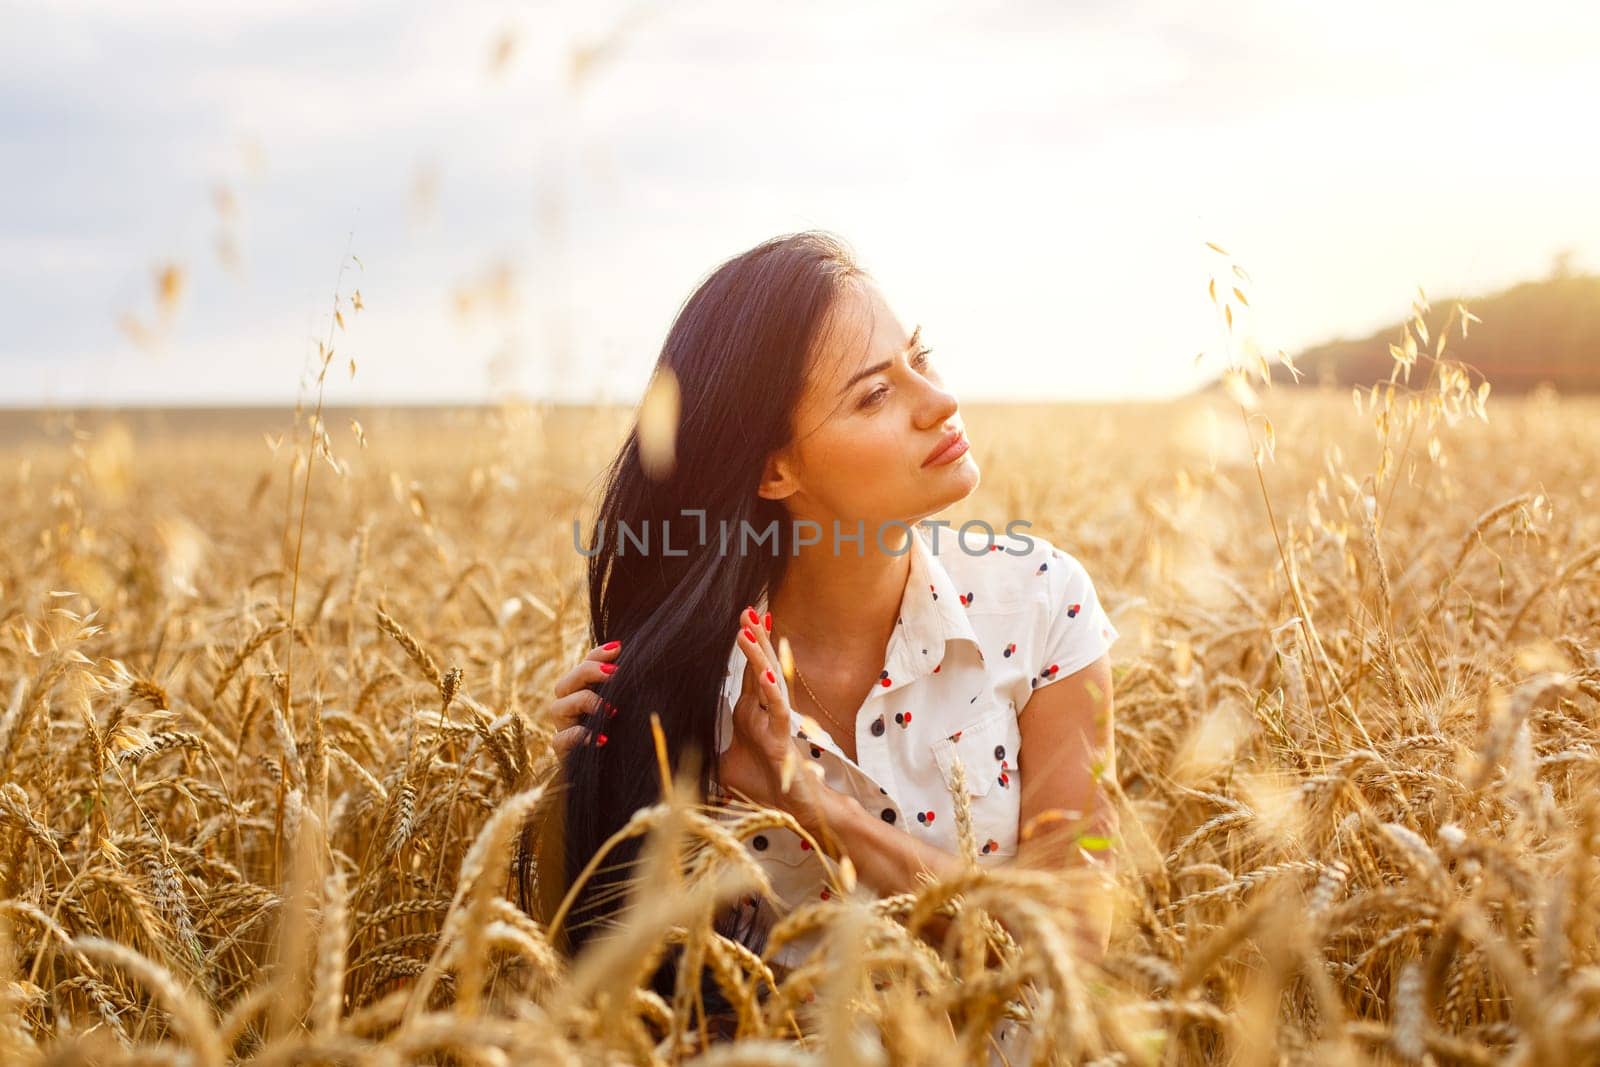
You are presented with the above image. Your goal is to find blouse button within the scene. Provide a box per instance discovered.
[994,744,1006,761]
[752,834,769,851]
[870,716,885,737]
[880,808,896,824]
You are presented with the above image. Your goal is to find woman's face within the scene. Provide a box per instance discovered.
[759,277,980,531]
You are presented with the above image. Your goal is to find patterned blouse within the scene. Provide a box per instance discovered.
[712,523,1120,975]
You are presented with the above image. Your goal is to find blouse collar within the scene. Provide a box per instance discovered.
[731,523,983,721]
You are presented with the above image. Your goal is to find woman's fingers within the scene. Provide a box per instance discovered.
[735,612,773,697]
[552,640,621,699]
[734,609,788,742]
[751,607,781,681]
[751,611,794,744]
[547,640,621,758]
[549,688,605,730]
[735,621,764,710]
[552,724,588,758]
[742,606,780,674]
[743,606,787,712]
[550,691,618,756]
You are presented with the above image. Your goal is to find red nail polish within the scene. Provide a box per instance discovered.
[765,668,776,683]
[742,627,756,642]
[763,612,772,632]
[746,607,760,626]
[600,662,617,675]
[602,640,620,651]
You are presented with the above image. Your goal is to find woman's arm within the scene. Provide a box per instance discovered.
[802,786,967,893]
[798,787,973,953]
[1012,653,1118,957]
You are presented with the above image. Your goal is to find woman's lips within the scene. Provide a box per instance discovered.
[923,430,969,468]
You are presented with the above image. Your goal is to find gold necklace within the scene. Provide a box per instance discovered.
[791,661,856,740]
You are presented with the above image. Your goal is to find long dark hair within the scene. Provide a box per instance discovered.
[516,230,867,1016]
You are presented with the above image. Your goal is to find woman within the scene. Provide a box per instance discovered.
[516,230,1119,1042]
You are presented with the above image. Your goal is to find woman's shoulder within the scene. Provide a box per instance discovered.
[928,524,1119,709]
[931,525,1092,610]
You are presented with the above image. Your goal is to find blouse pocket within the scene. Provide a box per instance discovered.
[745,826,815,867]
[930,704,1015,797]
[928,701,1022,859]
[744,826,834,912]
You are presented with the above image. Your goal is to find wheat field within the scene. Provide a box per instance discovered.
[2,350,1599,1063]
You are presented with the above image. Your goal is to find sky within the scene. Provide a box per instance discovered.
[3,0,1597,407]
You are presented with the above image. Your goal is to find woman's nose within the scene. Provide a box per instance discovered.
[917,383,959,430]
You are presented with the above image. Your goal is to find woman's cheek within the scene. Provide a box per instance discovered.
[868,438,923,511]
[812,424,910,516]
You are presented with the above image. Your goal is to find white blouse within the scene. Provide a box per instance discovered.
[712,523,1120,976]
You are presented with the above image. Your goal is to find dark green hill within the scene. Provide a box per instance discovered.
[1201,270,1600,395]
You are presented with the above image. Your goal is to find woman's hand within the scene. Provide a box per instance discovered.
[717,606,836,834]
[548,639,621,757]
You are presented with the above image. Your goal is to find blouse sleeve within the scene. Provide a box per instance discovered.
[1033,547,1120,687]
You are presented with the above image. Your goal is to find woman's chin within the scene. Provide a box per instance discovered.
[929,454,981,503]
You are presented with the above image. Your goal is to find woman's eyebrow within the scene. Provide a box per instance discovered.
[837,324,922,396]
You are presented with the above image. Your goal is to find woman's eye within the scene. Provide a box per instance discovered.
[859,350,933,409]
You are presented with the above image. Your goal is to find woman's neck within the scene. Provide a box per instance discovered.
[767,526,914,666]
